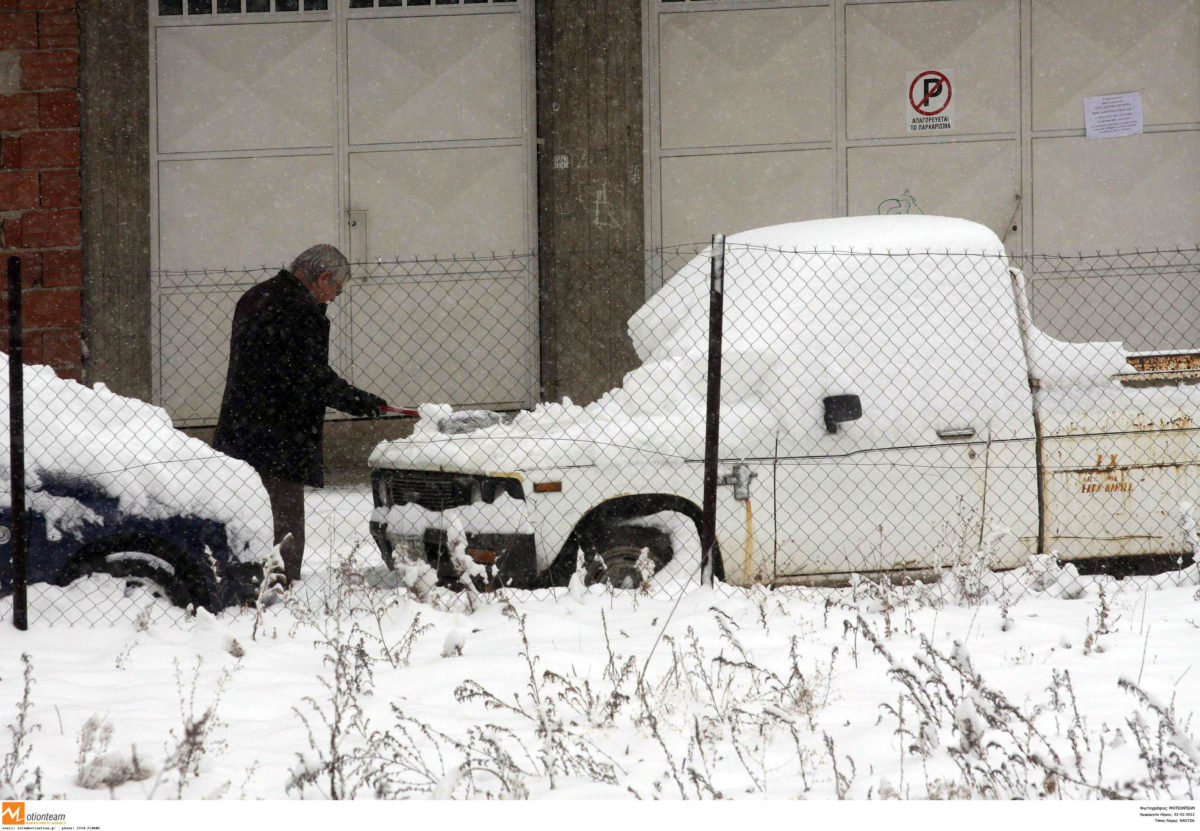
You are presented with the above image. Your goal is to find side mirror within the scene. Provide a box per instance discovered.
[823,394,862,434]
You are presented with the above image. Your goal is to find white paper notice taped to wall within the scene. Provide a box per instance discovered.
[1084,92,1143,139]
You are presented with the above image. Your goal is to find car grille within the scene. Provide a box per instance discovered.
[373,469,523,511]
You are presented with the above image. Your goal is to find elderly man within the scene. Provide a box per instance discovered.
[214,244,386,587]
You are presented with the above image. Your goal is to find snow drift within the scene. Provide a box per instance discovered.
[0,355,272,562]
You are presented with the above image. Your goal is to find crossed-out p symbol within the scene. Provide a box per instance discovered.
[923,77,943,105]
[909,70,952,115]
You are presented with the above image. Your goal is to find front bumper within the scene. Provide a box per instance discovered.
[370,518,538,589]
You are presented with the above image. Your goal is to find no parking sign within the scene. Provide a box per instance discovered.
[907,70,954,133]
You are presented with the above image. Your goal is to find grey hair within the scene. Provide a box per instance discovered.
[290,244,350,286]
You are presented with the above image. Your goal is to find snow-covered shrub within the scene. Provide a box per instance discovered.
[150,657,235,799]
[1119,678,1200,799]
[453,604,618,791]
[0,654,42,800]
[543,610,636,729]
[75,716,151,791]
[868,612,1200,799]
[287,557,378,800]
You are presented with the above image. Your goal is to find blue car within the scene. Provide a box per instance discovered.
[0,471,264,612]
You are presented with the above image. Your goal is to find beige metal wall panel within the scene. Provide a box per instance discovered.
[348,146,526,259]
[156,22,335,154]
[847,140,1020,241]
[845,0,1019,140]
[1032,0,1200,131]
[349,275,535,410]
[1029,131,1200,349]
[158,156,338,273]
[1031,131,1200,252]
[658,6,834,149]
[348,14,525,146]
[660,150,835,248]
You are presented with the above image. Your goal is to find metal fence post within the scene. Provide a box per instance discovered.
[7,255,26,630]
[700,234,726,586]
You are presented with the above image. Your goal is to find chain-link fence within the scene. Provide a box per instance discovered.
[4,235,1200,626]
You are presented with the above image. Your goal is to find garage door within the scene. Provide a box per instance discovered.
[645,0,1200,348]
[151,0,536,425]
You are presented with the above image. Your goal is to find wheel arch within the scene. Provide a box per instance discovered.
[544,493,724,585]
[55,530,216,609]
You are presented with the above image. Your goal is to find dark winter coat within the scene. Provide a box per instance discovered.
[213,270,379,487]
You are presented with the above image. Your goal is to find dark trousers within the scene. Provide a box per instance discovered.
[258,471,305,584]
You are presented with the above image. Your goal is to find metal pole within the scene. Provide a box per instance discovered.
[700,235,725,586]
[8,256,26,630]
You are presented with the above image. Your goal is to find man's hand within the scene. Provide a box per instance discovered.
[351,390,387,419]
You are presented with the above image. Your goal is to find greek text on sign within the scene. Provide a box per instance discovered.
[1084,91,1143,139]
[907,70,954,133]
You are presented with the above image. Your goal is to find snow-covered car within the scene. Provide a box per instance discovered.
[367,215,1200,589]
[0,360,273,611]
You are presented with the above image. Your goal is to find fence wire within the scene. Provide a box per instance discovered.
[3,242,1200,625]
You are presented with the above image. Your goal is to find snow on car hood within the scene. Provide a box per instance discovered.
[0,356,273,563]
[371,215,1034,473]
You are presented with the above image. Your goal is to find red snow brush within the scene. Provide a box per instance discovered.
[381,405,420,417]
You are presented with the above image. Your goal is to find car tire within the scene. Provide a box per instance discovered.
[582,525,672,589]
[58,534,207,610]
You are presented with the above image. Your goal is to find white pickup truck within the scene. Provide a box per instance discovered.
[368,215,1199,589]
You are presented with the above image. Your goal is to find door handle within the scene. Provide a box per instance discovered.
[347,210,367,265]
[936,427,976,440]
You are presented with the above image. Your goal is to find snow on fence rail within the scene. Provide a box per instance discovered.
[3,221,1200,626]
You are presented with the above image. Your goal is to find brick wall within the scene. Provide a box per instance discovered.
[0,0,81,382]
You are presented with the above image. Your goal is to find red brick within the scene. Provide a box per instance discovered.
[0,1,21,12]
[54,366,80,382]
[19,330,43,364]
[21,50,76,91]
[19,129,78,168]
[0,169,38,209]
[41,246,78,286]
[39,167,76,207]
[2,137,21,169]
[0,93,38,130]
[23,287,79,328]
[37,10,76,49]
[40,326,78,366]
[38,89,76,128]
[0,12,37,50]
[2,216,21,247]
[20,208,79,247]
[19,0,76,11]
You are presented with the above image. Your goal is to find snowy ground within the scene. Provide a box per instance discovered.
[1,485,1199,807]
